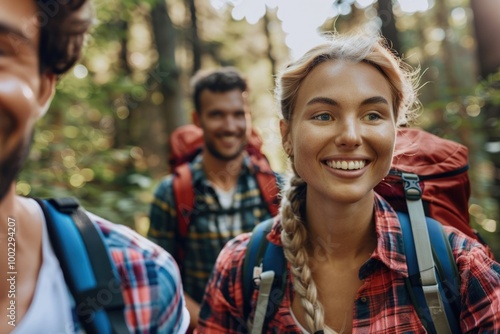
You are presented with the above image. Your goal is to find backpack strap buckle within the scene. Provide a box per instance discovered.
[47,197,80,214]
[402,172,422,201]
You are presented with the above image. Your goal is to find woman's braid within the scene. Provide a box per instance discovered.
[280,175,333,333]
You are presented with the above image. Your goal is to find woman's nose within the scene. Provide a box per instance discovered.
[334,119,362,148]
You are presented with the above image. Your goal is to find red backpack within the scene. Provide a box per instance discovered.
[374,128,492,254]
[168,124,280,264]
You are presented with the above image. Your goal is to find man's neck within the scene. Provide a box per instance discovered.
[201,152,244,192]
[0,185,44,331]
[0,185,42,235]
[0,185,19,232]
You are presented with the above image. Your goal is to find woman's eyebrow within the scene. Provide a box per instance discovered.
[306,96,338,106]
[306,96,389,107]
[361,96,390,106]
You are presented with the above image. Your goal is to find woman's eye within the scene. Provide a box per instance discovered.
[364,113,381,121]
[313,113,332,121]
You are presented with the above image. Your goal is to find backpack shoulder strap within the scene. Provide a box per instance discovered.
[243,219,273,318]
[36,197,129,334]
[398,211,461,334]
[172,162,194,266]
[243,219,286,333]
[401,172,455,333]
[250,155,280,217]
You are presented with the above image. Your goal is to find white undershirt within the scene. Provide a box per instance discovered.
[214,186,236,209]
[213,186,243,236]
[13,199,75,334]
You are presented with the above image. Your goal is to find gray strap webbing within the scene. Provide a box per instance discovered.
[251,271,275,334]
[403,172,452,334]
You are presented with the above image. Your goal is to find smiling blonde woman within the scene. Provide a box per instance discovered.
[196,33,500,334]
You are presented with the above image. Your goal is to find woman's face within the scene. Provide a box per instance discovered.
[281,60,396,205]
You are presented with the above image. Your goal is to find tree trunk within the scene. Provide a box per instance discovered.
[116,19,134,148]
[263,11,277,77]
[435,0,460,97]
[187,0,202,74]
[377,0,401,56]
[148,0,186,175]
[470,0,500,78]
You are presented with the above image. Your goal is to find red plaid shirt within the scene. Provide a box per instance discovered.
[197,194,500,333]
[87,213,188,333]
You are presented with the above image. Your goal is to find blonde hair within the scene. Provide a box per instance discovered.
[277,33,420,334]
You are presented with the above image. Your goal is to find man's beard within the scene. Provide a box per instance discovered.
[0,131,33,202]
[205,137,245,161]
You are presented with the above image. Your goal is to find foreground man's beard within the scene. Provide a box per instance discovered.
[0,131,33,202]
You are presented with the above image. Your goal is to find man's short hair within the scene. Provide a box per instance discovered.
[36,0,93,75]
[190,67,248,112]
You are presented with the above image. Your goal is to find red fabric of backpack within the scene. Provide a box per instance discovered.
[168,124,280,265]
[375,128,490,248]
[168,124,205,169]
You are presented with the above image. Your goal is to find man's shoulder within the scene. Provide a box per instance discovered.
[154,160,201,194]
[86,212,187,332]
[152,173,177,204]
[155,173,176,191]
[88,212,180,277]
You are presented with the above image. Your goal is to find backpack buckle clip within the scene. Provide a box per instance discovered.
[47,197,80,214]
[402,173,422,201]
[252,264,263,287]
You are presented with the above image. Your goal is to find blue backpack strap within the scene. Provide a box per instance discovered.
[243,220,273,320]
[243,219,286,331]
[397,211,461,334]
[36,197,129,334]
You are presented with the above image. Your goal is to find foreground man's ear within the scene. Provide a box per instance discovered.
[38,72,56,118]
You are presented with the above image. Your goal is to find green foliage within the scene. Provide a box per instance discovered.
[18,1,156,229]
[20,83,156,227]
[477,69,500,106]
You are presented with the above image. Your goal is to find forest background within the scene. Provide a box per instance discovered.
[21,0,500,257]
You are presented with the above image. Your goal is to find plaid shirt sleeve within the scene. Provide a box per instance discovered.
[449,228,500,332]
[197,233,251,333]
[148,176,177,256]
[93,215,189,334]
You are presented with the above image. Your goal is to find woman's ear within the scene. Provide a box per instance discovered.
[280,119,292,156]
[38,72,56,118]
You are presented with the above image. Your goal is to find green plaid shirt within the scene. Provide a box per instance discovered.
[148,153,282,303]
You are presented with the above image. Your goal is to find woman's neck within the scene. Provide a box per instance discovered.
[304,190,377,262]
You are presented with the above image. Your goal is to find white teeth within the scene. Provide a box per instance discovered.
[326,160,366,170]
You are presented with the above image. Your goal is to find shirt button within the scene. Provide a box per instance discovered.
[360,297,368,303]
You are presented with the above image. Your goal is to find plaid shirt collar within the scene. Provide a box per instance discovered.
[267,193,409,278]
